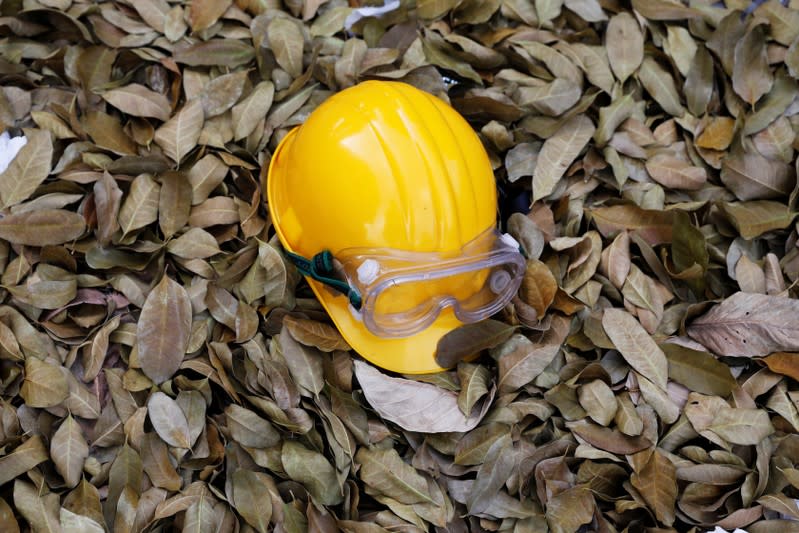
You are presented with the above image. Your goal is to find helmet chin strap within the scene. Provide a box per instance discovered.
[283,249,363,310]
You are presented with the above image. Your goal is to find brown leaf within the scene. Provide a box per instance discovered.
[468,433,514,514]
[662,343,736,396]
[495,315,570,393]
[590,205,673,245]
[154,100,204,165]
[50,415,89,489]
[137,275,192,383]
[77,46,117,90]
[187,154,228,205]
[720,146,795,201]
[718,201,797,239]
[231,470,272,533]
[188,196,239,227]
[417,0,459,19]
[533,114,595,202]
[283,440,343,505]
[85,110,138,155]
[435,319,517,368]
[457,363,491,416]
[688,292,799,357]
[516,78,581,117]
[141,433,182,491]
[615,392,643,436]
[278,324,325,397]
[569,420,652,454]
[0,436,49,487]
[60,508,103,532]
[102,84,171,122]
[166,228,221,259]
[578,379,617,426]
[752,116,795,163]
[570,43,614,94]
[685,45,714,117]
[283,315,351,352]
[106,443,142,525]
[631,0,701,19]
[147,392,192,448]
[354,360,493,433]
[602,308,668,389]
[708,407,774,445]
[355,446,436,505]
[606,12,643,83]
[0,129,52,209]
[13,480,60,533]
[743,71,797,137]
[232,81,274,140]
[546,486,594,533]
[631,449,677,526]
[93,171,122,246]
[201,71,249,118]
[158,171,191,238]
[761,352,799,381]
[20,357,69,408]
[758,493,799,520]
[0,209,85,246]
[225,404,280,448]
[173,39,255,67]
[519,259,557,317]
[637,57,684,117]
[646,154,706,190]
[732,25,773,106]
[696,117,735,151]
[188,0,232,31]
[119,173,160,236]
[268,17,305,78]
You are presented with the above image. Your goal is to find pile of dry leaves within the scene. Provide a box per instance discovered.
[0,0,798,531]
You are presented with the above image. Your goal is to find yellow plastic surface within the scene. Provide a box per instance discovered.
[266,81,497,374]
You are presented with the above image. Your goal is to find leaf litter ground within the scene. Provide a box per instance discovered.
[0,0,799,532]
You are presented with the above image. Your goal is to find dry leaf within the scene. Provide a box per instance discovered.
[533,114,595,202]
[283,316,351,352]
[761,352,799,381]
[188,0,232,31]
[0,209,85,246]
[118,173,160,236]
[154,100,204,165]
[732,25,773,106]
[606,12,643,83]
[645,154,707,190]
[688,292,799,357]
[137,275,192,383]
[631,449,677,526]
[50,415,89,489]
[435,319,517,369]
[355,446,437,505]
[602,308,668,389]
[0,129,53,209]
[354,360,493,433]
[101,84,171,122]
[147,392,192,448]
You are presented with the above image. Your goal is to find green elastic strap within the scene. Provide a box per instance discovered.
[284,250,363,310]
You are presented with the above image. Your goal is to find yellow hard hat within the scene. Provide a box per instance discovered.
[266,81,525,374]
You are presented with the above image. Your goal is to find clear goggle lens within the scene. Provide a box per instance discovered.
[338,229,526,337]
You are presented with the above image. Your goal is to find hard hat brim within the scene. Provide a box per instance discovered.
[306,277,468,374]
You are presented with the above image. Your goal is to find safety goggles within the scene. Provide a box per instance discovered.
[285,229,526,338]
